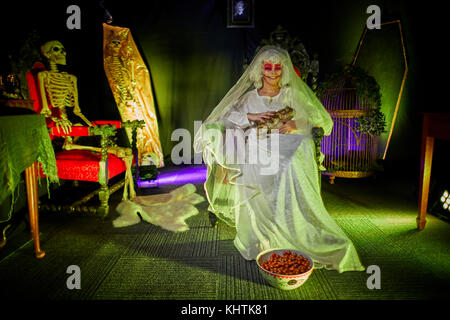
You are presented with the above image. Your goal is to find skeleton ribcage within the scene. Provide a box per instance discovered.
[46,73,75,108]
[109,58,133,101]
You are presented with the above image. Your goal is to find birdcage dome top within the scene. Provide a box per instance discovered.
[317,65,381,112]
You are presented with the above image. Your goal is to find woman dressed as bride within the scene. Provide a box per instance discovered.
[194,45,364,273]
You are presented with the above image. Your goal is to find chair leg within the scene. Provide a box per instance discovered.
[25,161,45,258]
[98,185,110,219]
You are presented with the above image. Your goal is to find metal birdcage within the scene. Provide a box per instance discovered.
[319,75,378,184]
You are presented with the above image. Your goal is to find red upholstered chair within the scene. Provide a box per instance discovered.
[26,62,135,218]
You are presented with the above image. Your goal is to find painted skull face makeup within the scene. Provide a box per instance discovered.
[263,62,282,72]
[262,61,282,86]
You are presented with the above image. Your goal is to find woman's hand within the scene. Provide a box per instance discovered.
[279,120,297,134]
[247,111,276,124]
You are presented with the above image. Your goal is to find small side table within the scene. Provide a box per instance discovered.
[0,114,58,257]
[417,113,450,230]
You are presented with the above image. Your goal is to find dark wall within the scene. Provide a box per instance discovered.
[1,0,445,182]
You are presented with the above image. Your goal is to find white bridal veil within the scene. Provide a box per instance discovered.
[193,46,365,273]
[194,45,333,226]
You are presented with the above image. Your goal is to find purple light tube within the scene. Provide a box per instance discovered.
[137,165,207,188]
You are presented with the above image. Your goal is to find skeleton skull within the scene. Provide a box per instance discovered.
[107,29,129,55]
[41,40,67,65]
[108,38,122,55]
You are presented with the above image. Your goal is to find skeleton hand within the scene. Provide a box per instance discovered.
[54,117,72,135]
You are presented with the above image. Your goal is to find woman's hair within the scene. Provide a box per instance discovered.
[248,48,291,89]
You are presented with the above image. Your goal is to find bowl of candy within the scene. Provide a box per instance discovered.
[256,248,314,290]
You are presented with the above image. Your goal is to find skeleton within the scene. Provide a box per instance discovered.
[104,30,136,110]
[104,29,163,166]
[38,40,92,136]
[37,40,136,200]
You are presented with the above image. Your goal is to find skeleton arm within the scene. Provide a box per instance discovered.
[37,72,52,118]
[71,74,93,127]
[123,46,137,89]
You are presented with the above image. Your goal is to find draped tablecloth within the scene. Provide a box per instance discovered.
[0,114,59,222]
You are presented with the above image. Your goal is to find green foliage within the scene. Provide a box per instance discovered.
[356,108,386,136]
[7,30,43,99]
[317,65,386,136]
[347,65,382,108]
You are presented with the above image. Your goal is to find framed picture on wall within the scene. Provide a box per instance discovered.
[227,0,254,28]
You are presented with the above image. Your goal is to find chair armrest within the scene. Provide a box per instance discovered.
[49,125,91,137]
[92,120,122,128]
[48,121,122,137]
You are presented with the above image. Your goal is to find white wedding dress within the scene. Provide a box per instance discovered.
[221,88,365,273]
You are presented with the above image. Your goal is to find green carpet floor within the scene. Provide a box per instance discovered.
[0,172,449,302]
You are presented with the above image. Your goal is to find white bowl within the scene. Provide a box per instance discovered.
[256,248,314,290]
